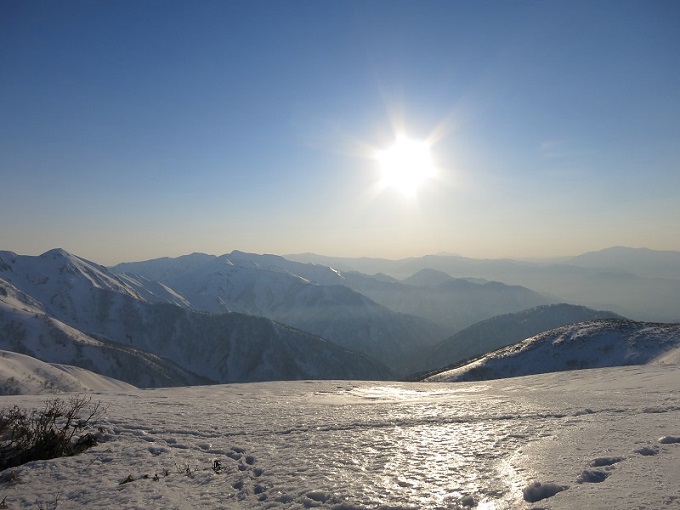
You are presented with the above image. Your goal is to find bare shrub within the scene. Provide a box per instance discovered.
[0,396,105,470]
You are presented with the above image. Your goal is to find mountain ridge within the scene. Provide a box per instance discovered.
[414,303,625,375]
[113,251,449,374]
[286,247,680,322]
[425,319,680,382]
[1,250,393,385]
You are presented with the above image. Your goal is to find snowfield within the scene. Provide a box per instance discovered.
[1,364,678,509]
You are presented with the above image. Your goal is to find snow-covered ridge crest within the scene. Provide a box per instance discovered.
[0,350,136,395]
[1,249,394,386]
[426,319,680,382]
[0,282,208,388]
[0,249,191,314]
[113,250,446,375]
[2,248,141,302]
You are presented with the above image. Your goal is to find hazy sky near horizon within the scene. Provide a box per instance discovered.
[2,0,679,265]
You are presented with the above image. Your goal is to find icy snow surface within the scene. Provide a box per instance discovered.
[1,364,679,509]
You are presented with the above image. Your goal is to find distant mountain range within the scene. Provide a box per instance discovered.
[1,246,678,389]
[287,246,680,322]
[425,319,680,382]
[112,250,554,370]
[115,251,551,335]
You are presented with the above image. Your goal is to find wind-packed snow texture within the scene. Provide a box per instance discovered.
[0,365,678,509]
[427,320,680,382]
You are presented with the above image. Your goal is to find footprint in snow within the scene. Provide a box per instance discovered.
[631,435,678,456]
[634,446,659,456]
[576,455,626,484]
[577,470,610,483]
[522,481,567,503]
[590,456,623,467]
[223,447,269,500]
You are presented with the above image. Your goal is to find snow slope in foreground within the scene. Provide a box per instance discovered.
[426,319,680,383]
[0,364,678,509]
[0,350,136,395]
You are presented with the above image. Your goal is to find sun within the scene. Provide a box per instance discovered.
[376,135,435,197]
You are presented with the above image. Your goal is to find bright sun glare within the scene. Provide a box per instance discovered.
[376,136,435,197]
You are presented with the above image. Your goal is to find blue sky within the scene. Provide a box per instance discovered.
[1,0,679,264]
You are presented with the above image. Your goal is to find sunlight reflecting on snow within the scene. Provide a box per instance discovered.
[3,366,680,509]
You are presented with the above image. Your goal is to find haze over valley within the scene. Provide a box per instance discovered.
[1,245,679,390]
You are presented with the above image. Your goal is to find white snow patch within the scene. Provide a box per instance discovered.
[0,350,136,395]
[0,364,677,509]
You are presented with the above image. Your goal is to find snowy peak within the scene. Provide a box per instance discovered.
[109,251,446,374]
[3,248,141,299]
[426,319,680,382]
[0,249,194,320]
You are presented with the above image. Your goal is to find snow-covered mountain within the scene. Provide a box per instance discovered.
[113,251,447,375]
[415,304,624,375]
[0,248,190,312]
[425,319,680,382]
[0,350,136,395]
[117,250,552,341]
[1,250,393,385]
[123,251,552,336]
[0,276,211,387]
